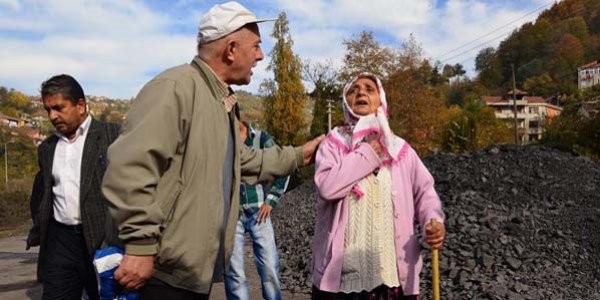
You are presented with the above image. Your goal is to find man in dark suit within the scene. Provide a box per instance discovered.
[26,74,120,300]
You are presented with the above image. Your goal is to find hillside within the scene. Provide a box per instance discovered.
[478,0,600,97]
[236,90,265,128]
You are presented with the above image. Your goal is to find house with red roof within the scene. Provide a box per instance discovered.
[578,59,600,90]
[482,90,562,144]
[24,128,46,145]
[0,114,21,127]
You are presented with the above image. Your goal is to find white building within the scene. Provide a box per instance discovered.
[483,90,562,144]
[578,59,600,90]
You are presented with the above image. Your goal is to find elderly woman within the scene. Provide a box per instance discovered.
[312,73,446,300]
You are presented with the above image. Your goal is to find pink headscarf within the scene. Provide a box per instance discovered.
[329,72,408,165]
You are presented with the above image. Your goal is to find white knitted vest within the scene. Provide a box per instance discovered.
[340,167,400,293]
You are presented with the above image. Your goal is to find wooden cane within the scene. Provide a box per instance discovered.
[430,219,440,300]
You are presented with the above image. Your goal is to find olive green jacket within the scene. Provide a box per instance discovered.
[102,57,303,293]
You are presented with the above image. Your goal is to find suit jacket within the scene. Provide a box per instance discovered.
[27,118,120,282]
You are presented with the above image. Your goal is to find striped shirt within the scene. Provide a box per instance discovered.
[239,126,290,210]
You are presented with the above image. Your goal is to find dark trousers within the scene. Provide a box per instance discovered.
[139,277,210,300]
[312,285,420,300]
[42,219,99,300]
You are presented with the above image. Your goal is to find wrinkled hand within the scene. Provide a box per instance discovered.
[302,135,326,165]
[257,204,273,224]
[425,219,446,250]
[114,254,154,290]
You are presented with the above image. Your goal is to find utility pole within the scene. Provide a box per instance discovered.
[1,129,7,186]
[326,99,334,132]
[511,64,519,145]
[4,141,7,186]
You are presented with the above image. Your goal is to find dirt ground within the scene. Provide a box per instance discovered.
[0,235,309,300]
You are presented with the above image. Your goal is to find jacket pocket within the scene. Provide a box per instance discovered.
[161,188,182,228]
[155,188,185,268]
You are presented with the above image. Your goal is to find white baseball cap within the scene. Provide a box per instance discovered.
[197,1,275,44]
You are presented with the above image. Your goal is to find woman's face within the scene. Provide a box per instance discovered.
[345,77,381,116]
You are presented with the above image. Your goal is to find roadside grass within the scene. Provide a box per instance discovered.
[0,178,33,238]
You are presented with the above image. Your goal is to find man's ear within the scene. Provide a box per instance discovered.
[224,39,237,63]
[76,98,86,114]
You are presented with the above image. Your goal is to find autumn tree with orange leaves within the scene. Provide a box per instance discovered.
[260,12,308,145]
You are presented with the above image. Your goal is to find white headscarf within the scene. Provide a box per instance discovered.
[329,72,408,165]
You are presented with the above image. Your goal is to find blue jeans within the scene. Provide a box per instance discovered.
[225,208,281,300]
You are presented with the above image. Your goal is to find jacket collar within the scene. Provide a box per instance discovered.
[191,57,237,111]
[52,114,92,142]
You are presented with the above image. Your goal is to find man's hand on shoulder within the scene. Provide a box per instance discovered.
[114,254,154,290]
[302,135,326,165]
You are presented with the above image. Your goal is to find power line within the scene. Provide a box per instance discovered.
[447,48,581,84]
[553,68,579,81]
[439,28,515,65]
[438,4,586,67]
[434,1,556,61]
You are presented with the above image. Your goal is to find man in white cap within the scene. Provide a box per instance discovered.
[101,2,325,299]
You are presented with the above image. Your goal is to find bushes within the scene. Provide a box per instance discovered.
[0,179,32,231]
[540,103,600,161]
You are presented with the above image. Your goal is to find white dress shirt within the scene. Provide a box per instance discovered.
[52,115,92,225]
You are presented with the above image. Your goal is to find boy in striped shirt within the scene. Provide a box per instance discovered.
[225,121,290,300]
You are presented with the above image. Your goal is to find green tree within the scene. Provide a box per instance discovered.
[453,63,466,83]
[445,79,486,107]
[541,101,600,161]
[0,86,8,101]
[441,100,512,153]
[516,58,545,81]
[0,106,18,117]
[261,12,308,145]
[540,104,587,153]
[303,59,343,137]
[475,47,503,90]
[580,108,600,160]
[7,91,31,112]
[0,129,38,184]
[428,62,446,86]
[555,16,589,45]
[442,64,455,81]
[523,73,556,96]
[580,82,600,101]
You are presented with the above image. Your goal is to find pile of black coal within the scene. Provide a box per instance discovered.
[271,145,600,299]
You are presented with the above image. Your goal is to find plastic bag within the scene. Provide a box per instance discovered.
[94,247,140,300]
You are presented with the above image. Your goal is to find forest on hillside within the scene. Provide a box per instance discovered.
[478,0,600,97]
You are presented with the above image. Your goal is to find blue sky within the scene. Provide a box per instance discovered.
[0,0,557,99]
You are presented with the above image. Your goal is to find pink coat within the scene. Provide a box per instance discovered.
[312,134,445,295]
